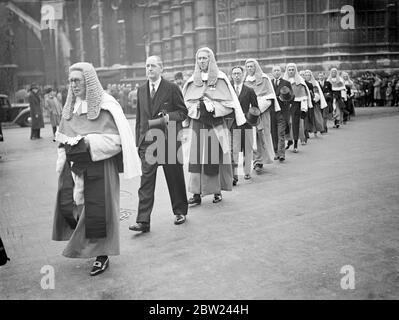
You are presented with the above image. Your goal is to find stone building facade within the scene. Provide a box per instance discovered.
[1,0,398,94]
[72,0,399,81]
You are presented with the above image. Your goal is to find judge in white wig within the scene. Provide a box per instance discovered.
[53,62,141,276]
[341,71,355,117]
[327,67,347,128]
[282,63,312,153]
[244,58,278,170]
[304,70,326,135]
[183,47,246,205]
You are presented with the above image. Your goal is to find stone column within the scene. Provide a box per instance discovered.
[234,0,259,60]
[77,0,85,61]
[149,1,162,57]
[194,0,216,51]
[97,0,105,67]
[118,18,127,64]
[170,0,183,69]
[108,1,120,66]
[181,0,195,68]
[160,0,172,68]
[90,24,100,67]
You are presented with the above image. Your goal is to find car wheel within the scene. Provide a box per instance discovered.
[19,113,32,127]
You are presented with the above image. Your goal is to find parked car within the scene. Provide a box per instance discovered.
[0,94,31,127]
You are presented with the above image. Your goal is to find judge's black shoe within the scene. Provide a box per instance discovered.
[213,194,222,203]
[174,215,186,225]
[129,222,150,232]
[285,140,293,150]
[279,157,285,162]
[254,163,263,173]
[90,256,109,276]
[188,194,201,206]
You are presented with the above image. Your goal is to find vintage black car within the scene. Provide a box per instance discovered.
[0,94,31,127]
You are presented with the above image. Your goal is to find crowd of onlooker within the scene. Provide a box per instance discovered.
[104,83,140,114]
[10,71,399,116]
[103,72,186,113]
[14,85,68,107]
[351,72,399,108]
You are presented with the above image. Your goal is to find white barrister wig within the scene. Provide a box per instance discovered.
[327,67,345,85]
[193,47,220,87]
[63,62,105,121]
[245,58,266,85]
[283,63,306,86]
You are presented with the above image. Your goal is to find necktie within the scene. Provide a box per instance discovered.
[277,79,280,87]
[235,85,240,96]
[150,83,156,99]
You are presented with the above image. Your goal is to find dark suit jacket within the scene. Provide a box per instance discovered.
[135,78,187,164]
[319,80,333,108]
[226,84,258,129]
[271,78,293,123]
[319,80,333,95]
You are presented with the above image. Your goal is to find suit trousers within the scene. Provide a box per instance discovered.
[271,111,287,158]
[30,128,41,139]
[276,113,287,158]
[136,145,188,223]
[290,102,301,141]
[322,107,330,132]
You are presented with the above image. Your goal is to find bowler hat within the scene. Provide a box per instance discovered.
[246,106,260,127]
[279,86,294,102]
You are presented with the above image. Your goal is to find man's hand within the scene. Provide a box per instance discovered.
[157,111,169,125]
[203,98,215,113]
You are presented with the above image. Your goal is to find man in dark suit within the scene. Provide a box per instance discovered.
[318,72,333,133]
[270,66,293,161]
[129,56,188,233]
[227,66,259,185]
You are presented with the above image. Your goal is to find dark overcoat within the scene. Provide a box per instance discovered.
[29,91,44,129]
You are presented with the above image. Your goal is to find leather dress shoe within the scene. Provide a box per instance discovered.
[279,157,285,162]
[188,195,201,206]
[90,256,109,276]
[285,141,293,150]
[174,214,186,225]
[213,193,222,203]
[129,222,150,232]
[244,174,251,180]
[254,163,263,173]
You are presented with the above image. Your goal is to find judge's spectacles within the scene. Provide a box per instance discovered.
[68,78,83,85]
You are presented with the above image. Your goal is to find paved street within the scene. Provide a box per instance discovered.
[1,107,399,300]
